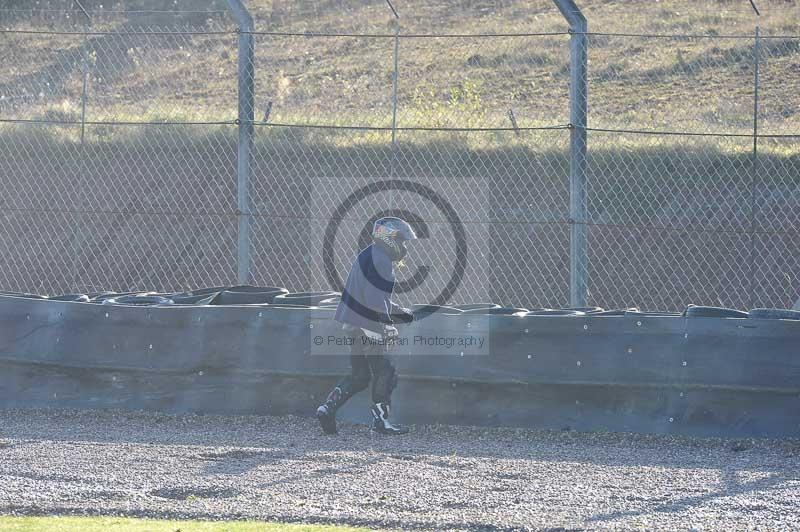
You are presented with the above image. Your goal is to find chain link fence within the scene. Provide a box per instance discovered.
[0,3,798,311]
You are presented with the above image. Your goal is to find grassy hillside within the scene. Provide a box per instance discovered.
[0,0,799,138]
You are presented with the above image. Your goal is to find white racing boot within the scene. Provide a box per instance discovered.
[370,402,409,435]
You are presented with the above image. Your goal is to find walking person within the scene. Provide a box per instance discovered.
[316,217,416,435]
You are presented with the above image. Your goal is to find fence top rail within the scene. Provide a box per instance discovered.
[580,126,800,139]
[254,122,570,132]
[0,28,567,38]
[0,118,570,132]
[3,119,798,138]
[0,28,232,36]
[245,30,569,38]
[0,118,237,127]
[574,30,800,40]
[0,8,230,14]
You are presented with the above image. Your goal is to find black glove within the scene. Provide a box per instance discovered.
[383,325,400,351]
[390,307,414,324]
[384,325,399,338]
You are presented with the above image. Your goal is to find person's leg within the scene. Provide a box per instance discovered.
[316,330,371,434]
[366,345,408,435]
[367,350,396,405]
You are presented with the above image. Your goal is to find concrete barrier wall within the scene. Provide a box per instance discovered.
[0,296,798,438]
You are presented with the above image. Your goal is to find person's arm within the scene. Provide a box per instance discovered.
[361,248,395,326]
[375,258,412,324]
[390,301,414,324]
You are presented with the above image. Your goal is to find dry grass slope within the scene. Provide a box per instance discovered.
[1,0,799,134]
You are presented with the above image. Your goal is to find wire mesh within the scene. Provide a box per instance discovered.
[0,6,798,312]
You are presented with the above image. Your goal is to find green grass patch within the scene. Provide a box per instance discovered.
[0,515,371,532]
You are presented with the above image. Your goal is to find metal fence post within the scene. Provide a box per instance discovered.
[387,0,400,191]
[753,26,760,159]
[74,1,90,145]
[73,1,91,292]
[388,0,399,148]
[553,0,588,307]
[748,26,760,309]
[80,56,88,145]
[227,0,254,285]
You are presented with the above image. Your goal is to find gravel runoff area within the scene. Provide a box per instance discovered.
[1,409,800,531]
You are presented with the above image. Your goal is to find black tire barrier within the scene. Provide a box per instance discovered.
[0,291,47,299]
[461,307,528,315]
[317,297,341,308]
[48,294,90,303]
[567,306,605,314]
[210,288,289,306]
[187,286,230,297]
[625,310,682,317]
[749,308,800,320]
[102,295,174,306]
[523,309,586,316]
[390,311,414,324]
[266,303,318,309]
[272,291,341,307]
[410,304,463,315]
[86,291,116,299]
[91,292,139,303]
[159,292,189,299]
[452,303,501,311]
[684,305,749,319]
[227,285,289,294]
[171,293,217,305]
[592,308,631,316]
[590,308,639,316]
